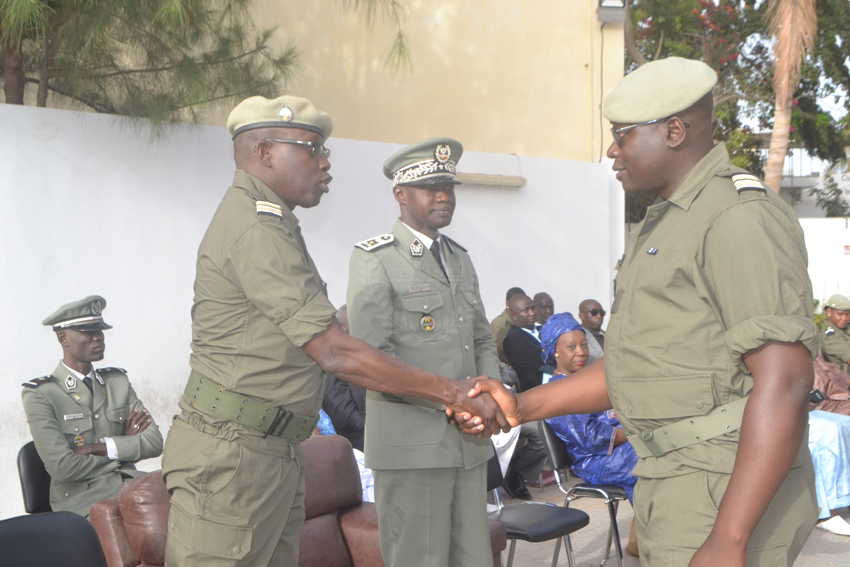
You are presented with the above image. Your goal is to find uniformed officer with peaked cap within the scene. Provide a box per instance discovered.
[466,57,820,567]
[162,100,508,567]
[821,294,850,372]
[347,137,499,567]
[22,295,162,517]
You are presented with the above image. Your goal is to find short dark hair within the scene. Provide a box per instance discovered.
[506,287,526,302]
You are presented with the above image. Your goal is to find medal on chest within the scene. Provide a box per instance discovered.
[420,315,436,332]
[73,435,85,447]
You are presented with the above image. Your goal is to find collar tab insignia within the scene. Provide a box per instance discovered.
[410,239,424,257]
[65,376,77,390]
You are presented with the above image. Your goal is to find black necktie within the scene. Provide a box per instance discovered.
[431,241,448,280]
[82,376,93,393]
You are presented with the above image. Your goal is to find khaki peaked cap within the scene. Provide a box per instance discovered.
[43,295,112,331]
[227,95,333,140]
[826,294,850,311]
[383,137,463,186]
[603,57,718,124]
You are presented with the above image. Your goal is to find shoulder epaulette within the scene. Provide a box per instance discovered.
[443,236,467,253]
[22,376,51,389]
[354,234,394,252]
[256,200,283,218]
[731,174,767,193]
[825,327,836,336]
[96,367,127,375]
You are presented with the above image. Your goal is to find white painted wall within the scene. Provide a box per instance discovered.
[800,218,850,304]
[0,104,623,519]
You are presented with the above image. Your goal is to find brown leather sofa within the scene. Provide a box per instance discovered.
[90,435,506,567]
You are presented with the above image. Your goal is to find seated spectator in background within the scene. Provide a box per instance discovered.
[322,305,367,451]
[22,295,163,517]
[533,292,555,326]
[491,287,526,364]
[503,293,544,392]
[578,299,607,364]
[808,409,850,535]
[821,294,850,373]
[812,354,850,417]
[541,312,638,502]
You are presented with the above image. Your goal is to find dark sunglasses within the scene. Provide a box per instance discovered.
[581,309,606,317]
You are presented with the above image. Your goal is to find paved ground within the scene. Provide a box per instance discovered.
[496,473,850,567]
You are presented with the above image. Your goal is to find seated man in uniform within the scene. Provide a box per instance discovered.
[22,295,163,517]
[821,294,850,373]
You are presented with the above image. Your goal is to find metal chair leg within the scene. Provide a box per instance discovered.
[538,472,545,492]
[601,499,624,567]
[550,532,562,567]
[506,539,518,567]
[564,534,577,567]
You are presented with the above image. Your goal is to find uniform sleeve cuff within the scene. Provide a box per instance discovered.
[725,314,819,373]
[279,292,338,348]
[104,437,119,460]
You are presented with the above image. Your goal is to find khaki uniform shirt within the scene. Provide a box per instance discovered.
[490,309,512,363]
[22,363,162,516]
[820,324,850,373]
[347,219,498,470]
[606,144,818,479]
[187,170,337,420]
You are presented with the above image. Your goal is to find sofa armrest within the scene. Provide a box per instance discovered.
[339,503,383,567]
[90,497,140,567]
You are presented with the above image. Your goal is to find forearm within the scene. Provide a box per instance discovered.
[706,341,812,550]
[514,358,611,423]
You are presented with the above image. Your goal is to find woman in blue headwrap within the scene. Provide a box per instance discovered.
[540,312,639,502]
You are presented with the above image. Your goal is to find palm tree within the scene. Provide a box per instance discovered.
[763,0,817,192]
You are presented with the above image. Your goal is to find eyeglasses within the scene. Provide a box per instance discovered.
[264,138,331,159]
[581,309,606,317]
[610,117,690,147]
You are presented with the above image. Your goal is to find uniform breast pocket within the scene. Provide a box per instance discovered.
[106,406,129,434]
[60,418,93,444]
[400,292,445,337]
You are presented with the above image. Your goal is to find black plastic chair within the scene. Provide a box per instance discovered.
[487,451,589,567]
[0,511,108,567]
[539,420,628,567]
[17,441,52,514]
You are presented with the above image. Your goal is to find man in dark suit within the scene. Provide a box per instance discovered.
[322,305,367,451]
[503,293,546,392]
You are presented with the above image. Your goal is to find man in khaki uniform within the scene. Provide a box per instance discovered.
[491,287,525,364]
[161,99,507,567]
[466,58,819,567]
[820,294,850,372]
[347,138,497,566]
[22,295,162,517]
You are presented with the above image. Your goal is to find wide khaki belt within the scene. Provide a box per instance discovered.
[625,397,749,459]
[185,371,318,442]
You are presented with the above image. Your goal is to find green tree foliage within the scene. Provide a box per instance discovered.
[0,0,410,122]
[808,168,850,217]
[625,0,850,219]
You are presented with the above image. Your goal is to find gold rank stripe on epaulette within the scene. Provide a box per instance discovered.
[354,234,394,252]
[731,174,767,193]
[256,200,283,218]
[22,376,51,389]
[825,327,836,336]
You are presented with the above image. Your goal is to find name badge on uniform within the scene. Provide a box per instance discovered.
[73,435,85,447]
[64,413,84,421]
[420,315,436,332]
[65,376,77,390]
[409,284,431,294]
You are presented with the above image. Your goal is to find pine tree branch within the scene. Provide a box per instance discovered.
[90,44,270,79]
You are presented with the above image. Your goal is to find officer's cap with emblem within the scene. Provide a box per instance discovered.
[43,295,112,332]
[602,57,718,124]
[383,137,463,187]
[227,95,333,140]
[826,294,850,311]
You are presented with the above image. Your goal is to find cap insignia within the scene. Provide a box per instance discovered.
[354,234,394,252]
[65,376,77,390]
[91,300,102,315]
[435,144,451,163]
[410,239,424,257]
[278,106,293,122]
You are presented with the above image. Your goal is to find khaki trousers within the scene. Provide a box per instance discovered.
[633,454,818,566]
[162,416,306,567]
[374,464,491,567]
